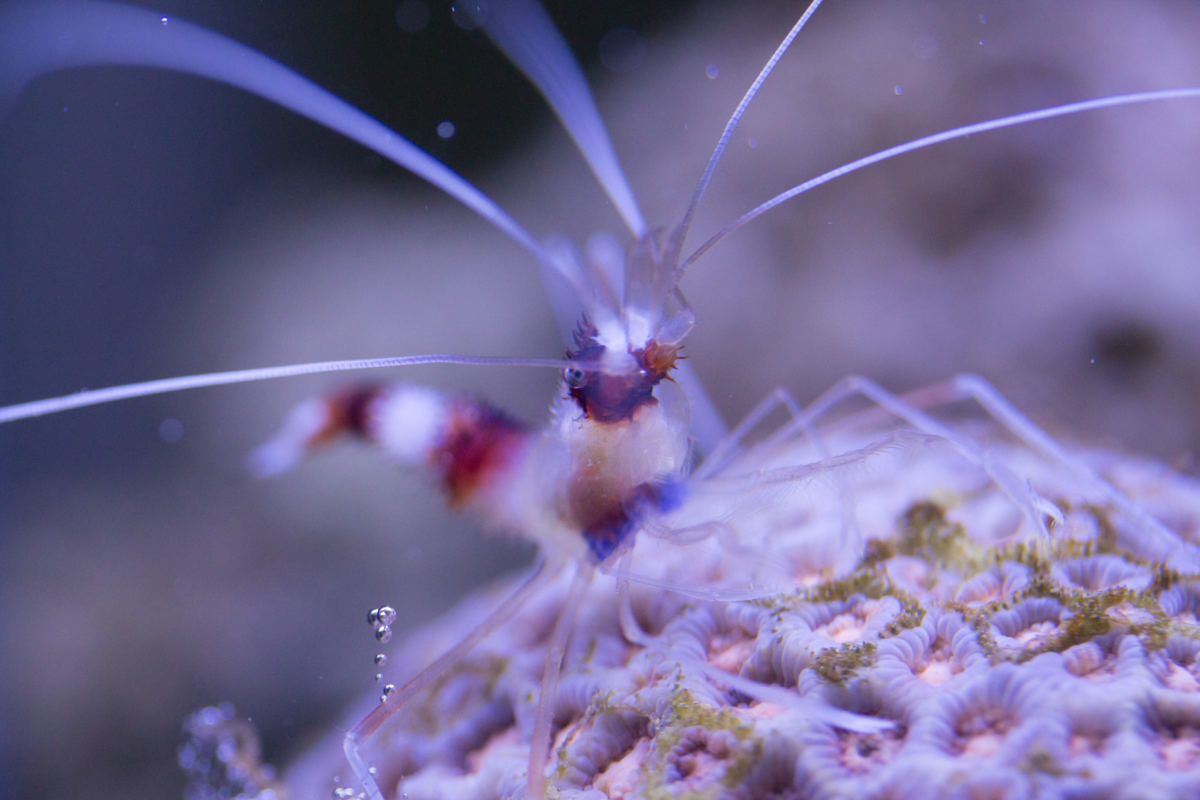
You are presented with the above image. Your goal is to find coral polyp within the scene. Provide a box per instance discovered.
[183,424,1200,799]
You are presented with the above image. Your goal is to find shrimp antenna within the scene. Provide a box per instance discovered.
[0,2,595,298]
[0,355,570,424]
[475,0,646,237]
[683,87,1200,269]
[673,0,825,259]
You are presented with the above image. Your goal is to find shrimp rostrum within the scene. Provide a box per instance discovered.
[5,1,1200,799]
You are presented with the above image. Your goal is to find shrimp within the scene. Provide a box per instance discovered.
[3,2,1200,799]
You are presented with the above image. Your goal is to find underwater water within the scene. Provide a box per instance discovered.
[2,1,1200,797]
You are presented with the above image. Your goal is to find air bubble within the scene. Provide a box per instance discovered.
[375,626,392,644]
[395,0,430,33]
[160,16,169,25]
[158,417,184,443]
[380,684,395,703]
[367,605,396,626]
[436,120,456,139]
[375,672,382,682]
[706,64,719,80]
[894,85,904,95]
[598,27,646,74]
[374,653,387,666]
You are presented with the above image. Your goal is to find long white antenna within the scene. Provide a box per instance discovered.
[479,0,647,237]
[683,88,1200,269]
[0,355,570,423]
[673,0,825,255]
[0,2,568,279]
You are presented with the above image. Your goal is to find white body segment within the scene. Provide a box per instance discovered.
[370,386,450,465]
[546,380,693,555]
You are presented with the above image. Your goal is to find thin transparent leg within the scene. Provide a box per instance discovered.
[926,374,1186,562]
[695,387,810,480]
[344,558,552,800]
[526,563,593,800]
[694,385,861,562]
[791,374,1065,544]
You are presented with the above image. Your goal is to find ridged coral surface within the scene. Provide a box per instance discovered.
[184,417,1200,800]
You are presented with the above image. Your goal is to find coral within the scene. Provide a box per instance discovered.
[184,425,1200,799]
[180,704,282,800]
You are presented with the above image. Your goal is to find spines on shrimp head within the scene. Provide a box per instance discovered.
[554,316,692,561]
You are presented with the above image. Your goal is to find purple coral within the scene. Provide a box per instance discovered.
[177,425,1200,799]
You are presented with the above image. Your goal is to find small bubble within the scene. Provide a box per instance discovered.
[158,417,184,444]
[894,85,903,95]
[374,653,387,666]
[380,684,395,702]
[160,16,169,25]
[705,64,719,80]
[395,0,430,33]
[598,27,646,74]
[436,120,456,139]
[367,608,379,625]
[747,137,758,149]
[375,626,392,644]
[375,672,383,681]
[377,606,397,626]
[368,767,378,776]
[979,13,988,24]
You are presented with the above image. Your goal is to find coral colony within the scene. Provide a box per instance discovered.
[184,420,1200,799]
[5,1,1200,799]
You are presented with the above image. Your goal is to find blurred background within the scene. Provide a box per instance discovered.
[2,1,1200,797]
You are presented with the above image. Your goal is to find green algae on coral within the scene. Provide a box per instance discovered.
[813,642,878,687]
[203,422,1200,799]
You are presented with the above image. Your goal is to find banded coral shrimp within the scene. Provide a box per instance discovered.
[4,1,1200,799]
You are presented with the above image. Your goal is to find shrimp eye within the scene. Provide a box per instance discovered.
[563,367,588,388]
